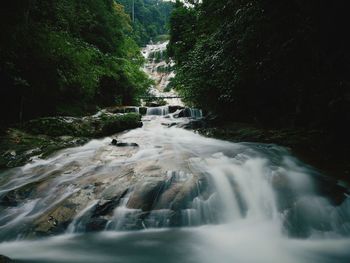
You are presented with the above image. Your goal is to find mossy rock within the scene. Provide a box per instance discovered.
[22,112,142,138]
[0,112,142,169]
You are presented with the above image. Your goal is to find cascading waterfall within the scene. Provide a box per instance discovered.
[0,42,350,263]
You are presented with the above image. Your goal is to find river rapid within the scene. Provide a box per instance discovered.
[0,43,350,263]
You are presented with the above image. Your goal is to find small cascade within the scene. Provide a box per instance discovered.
[146,106,169,116]
[189,108,203,119]
[105,191,143,231]
[66,200,99,233]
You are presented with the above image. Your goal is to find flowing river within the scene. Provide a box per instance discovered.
[0,43,350,263]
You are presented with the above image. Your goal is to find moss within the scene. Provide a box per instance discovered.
[0,113,143,169]
[0,129,89,169]
[22,113,142,138]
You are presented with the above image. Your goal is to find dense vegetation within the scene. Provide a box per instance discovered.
[168,0,350,135]
[117,0,174,45]
[0,0,151,126]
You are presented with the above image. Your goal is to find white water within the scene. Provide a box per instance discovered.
[0,43,350,262]
[0,114,349,262]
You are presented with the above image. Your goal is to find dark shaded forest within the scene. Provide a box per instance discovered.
[168,0,350,138]
[0,0,172,127]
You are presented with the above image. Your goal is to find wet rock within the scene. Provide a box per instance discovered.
[34,206,76,236]
[127,180,165,211]
[139,107,147,115]
[313,175,348,205]
[145,101,166,107]
[176,108,192,118]
[1,112,143,169]
[168,105,184,113]
[0,129,89,169]
[178,120,205,129]
[111,139,139,147]
[93,189,128,217]
[0,181,43,207]
[150,173,210,211]
[162,122,177,128]
[271,172,290,190]
[86,218,108,232]
[0,255,14,263]
[170,177,203,210]
[22,112,142,138]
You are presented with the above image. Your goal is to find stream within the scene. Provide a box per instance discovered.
[0,42,350,263]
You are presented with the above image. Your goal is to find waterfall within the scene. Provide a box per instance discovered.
[189,108,203,118]
[0,41,349,263]
[146,106,169,116]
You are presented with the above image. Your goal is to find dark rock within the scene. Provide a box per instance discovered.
[0,255,14,263]
[106,106,126,114]
[178,120,205,129]
[139,107,147,115]
[115,142,139,147]
[314,175,348,205]
[124,107,138,113]
[168,105,184,113]
[22,112,142,138]
[111,139,118,145]
[173,108,192,118]
[0,181,42,207]
[86,218,108,232]
[93,189,128,217]
[161,122,177,128]
[180,108,192,118]
[0,129,89,169]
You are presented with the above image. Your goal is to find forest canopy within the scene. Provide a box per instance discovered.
[168,0,350,133]
[0,0,153,125]
[116,0,174,45]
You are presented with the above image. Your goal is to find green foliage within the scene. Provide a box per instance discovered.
[168,0,350,130]
[116,0,174,46]
[0,0,151,125]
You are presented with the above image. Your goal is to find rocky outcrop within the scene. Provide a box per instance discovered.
[0,112,142,169]
[22,112,142,138]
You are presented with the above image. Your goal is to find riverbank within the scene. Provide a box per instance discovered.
[0,112,142,170]
[197,121,350,184]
